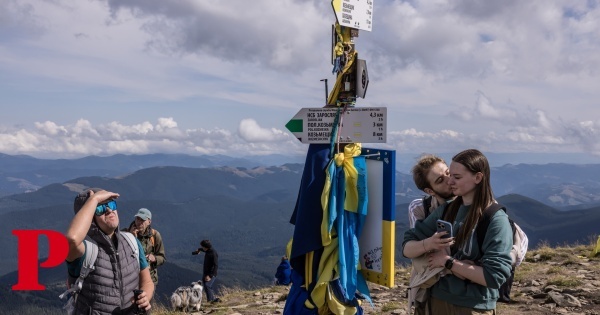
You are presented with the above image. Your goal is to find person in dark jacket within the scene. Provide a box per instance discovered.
[275,256,292,285]
[192,239,220,303]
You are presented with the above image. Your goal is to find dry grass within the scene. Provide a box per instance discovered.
[380,301,402,312]
[151,242,600,315]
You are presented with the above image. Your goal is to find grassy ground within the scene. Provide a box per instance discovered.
[152,241,600,314]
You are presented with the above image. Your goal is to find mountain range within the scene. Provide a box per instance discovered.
[1,154,600,311]
[1,152,600,209]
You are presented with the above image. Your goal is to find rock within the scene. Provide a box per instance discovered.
[582,287,593,293]
[543,302,556,310]
[562,288,581,294]
[263,293,282,300]
[521,286,540,293]
[547,291,582,308]
[544,285,561,292]
[532,293,548,299]
[563,294,582,307]
[555,307,569,314]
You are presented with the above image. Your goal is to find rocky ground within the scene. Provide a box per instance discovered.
[154,243,600,315]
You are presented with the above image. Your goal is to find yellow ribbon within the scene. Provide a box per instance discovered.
[334,143,361,212]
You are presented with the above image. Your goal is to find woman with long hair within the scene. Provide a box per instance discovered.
[403,149,513,314]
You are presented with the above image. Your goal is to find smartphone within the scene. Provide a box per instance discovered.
[436,219,453,239]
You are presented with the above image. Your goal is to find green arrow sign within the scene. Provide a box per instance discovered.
[285,107,386,144]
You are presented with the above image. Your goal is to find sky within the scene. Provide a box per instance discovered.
[1,0,599,161]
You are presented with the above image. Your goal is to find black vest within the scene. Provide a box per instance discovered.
[74,226,141,315]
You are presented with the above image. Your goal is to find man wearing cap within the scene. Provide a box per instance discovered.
[127,208,166,287]
[65,188,154,314]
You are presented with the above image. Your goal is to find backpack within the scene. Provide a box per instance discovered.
[440,203,527,267]
[149,229,156,247]
[441,202,528,303]
[472,203,528,268]
[59,232,139,314]
[422,196,433,219]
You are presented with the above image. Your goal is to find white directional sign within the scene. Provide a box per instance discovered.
[285,107,386,144]
[331,0,374,32]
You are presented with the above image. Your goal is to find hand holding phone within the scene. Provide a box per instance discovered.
[436,219,453,239]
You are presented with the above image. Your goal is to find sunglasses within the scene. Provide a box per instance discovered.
[95,200,117,216]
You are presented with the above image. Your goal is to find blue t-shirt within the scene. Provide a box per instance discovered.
[67,238,149,278]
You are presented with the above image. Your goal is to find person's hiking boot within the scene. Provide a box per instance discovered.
[210,298,221,303]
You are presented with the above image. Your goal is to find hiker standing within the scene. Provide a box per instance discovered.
[65,188,154,314]
[407,154,454,314]
[192,239,220,303]
[403,149,513,314]
[128,208,166,287]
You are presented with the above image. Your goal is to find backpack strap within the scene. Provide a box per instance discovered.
[59,237,99,300]
[422,196,432,218]
[475,203,516,256]
[150,229,156,247]
[59,232,140,303]
[120,231,140,259]
[441,202,450,220]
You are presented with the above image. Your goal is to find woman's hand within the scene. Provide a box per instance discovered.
[427,249,449,269]
[423,232,454,252]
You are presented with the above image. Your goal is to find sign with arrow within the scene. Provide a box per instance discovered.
[285,107,386,144]
[331,0,374,32]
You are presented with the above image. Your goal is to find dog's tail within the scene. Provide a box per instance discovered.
[170,292,182,310]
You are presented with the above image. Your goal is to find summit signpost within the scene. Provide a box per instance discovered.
[284,0,396,300]
[285,107,386,144]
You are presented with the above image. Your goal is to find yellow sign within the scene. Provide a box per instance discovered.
[331,0,374,32]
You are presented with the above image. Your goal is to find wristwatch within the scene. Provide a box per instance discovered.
[445,257,455,270]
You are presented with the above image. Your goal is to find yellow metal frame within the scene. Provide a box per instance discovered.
[361,220,395,287]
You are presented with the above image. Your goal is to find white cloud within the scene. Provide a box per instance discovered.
[238,118,289,142]
[104,0,329,71]
[34,121,68,136]
[0,0,600,161]
[0,118,306,158]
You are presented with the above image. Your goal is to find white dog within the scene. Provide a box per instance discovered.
[170,286,190,312]
[170,281,203,312]
[188,281,203,312]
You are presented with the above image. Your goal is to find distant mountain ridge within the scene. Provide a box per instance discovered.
[2,152,600,209]
[0,152,302,197]
[2,152,600,206]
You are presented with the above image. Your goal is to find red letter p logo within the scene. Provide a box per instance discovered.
[12,230,68,290]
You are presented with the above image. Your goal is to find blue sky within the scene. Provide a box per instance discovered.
[1,0,599,160]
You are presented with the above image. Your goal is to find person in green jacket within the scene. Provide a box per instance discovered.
[403,149,513,314]
[128,208,166,286]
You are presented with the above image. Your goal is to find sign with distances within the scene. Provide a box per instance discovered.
[285,107,386,144]
[331,0,374,32]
